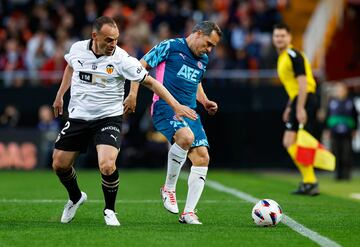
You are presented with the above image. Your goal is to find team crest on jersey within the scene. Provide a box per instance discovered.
[92,63,97,70]
[106,64,114,74]
[197,61,203,69]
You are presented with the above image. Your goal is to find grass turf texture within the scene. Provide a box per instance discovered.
[0,169,359,247]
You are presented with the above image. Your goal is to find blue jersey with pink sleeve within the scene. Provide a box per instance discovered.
[143,38,208,109]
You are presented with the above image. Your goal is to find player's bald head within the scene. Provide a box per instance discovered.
[92,16,119,56]
[93,16,117,33]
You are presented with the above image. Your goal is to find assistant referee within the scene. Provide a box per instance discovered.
[273,23,319,196]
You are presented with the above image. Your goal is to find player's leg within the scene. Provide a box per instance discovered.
[166,127,194,191]
[52,149,88,223]
[94,116,122,226]
[53,119,89,223]
[97,144,120,226]
[152,104,194,213]
[179,116,209,224]
[165,127,194,184]
[179,146,209,225]
[159,127,194,214]
[52,149,81,202]
[97,145,119,212]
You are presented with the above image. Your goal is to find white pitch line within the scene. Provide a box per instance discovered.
[0,199,240,204]
[350,193,360,200]
[205,179,342,247]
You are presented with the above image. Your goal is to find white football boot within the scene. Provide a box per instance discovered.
[160,186,179,214]
[61,191,87,223]
[179,212,202,225]
[104,209,120,226]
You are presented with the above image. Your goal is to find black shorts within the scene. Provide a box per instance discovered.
[54,116,122,153]
[285,93,317,134]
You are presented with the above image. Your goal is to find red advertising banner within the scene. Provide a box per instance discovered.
[0,129,44,169]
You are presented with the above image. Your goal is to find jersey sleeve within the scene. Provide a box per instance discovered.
[120,56,148,83]
[287,49,306,77]
[143,40,171,68]
[64,43,78,67]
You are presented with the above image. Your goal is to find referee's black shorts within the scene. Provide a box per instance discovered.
[285,93,317,134]
[54,115,122,153]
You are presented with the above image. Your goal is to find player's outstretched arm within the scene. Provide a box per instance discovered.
[123,58,150,114]
[141,75,198,121]
[123,82,139,114]
[197,83,218,115]
[53,64,73,118]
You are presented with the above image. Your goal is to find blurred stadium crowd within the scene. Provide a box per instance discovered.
[0,0,287,88]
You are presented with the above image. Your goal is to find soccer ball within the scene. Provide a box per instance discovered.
[251,199,283,226]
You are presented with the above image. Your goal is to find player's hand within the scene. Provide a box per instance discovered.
[204,100,218,116]
[296,107,307,125]
[52,96,63,118]
[123,94,137,114]
[282,106,291,122]
[174,104,197,121]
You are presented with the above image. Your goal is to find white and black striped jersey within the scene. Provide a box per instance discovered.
[64,39,147,120]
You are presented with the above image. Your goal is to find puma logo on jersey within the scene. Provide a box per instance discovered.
[176,64,200,82]
[179,53,186,60]
[78,60,84,67]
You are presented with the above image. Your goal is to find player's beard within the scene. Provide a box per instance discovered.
[97,42,113,56]
[105,47,115,56]
[198,50,206,56]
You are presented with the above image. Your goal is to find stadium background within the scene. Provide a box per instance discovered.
[0,0,360,170]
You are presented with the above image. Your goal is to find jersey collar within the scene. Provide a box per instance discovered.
[280,44,293,55]
[184,37,199,58]
[88,39,116,58]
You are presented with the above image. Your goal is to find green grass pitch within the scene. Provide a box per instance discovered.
[0,169,359,247]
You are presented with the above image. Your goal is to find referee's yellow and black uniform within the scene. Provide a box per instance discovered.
[277,45,317,133]
[278,45,319,187]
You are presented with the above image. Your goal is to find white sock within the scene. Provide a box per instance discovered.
[184,166,208,213]
[164,143,188,191]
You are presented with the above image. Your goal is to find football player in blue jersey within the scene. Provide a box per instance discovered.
[124,21,221,224]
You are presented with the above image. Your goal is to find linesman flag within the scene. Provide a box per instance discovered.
[287,127,336,171]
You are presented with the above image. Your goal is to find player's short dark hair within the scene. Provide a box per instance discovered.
[93,16,117,32]
[273,23,291,33]
[192,21,222,38]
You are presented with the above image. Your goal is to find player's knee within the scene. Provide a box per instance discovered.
[199,154,210,166]
[182,134,195,147]
[175,129,195,148]
[52,153,71,172]
[193,152,210,166]
[99,159,116,175]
